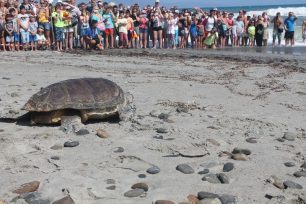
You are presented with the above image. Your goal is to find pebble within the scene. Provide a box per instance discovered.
[154,200,175,204]
[50,156,60,160]
[282,132,296,141]
[0,129,4,132]
[106,179,115,184]
[232,153,248,161]
[232,148,251,155]
[176,107,189,113]
[197,192,219,200]
[158,113,169,120]
[21,192,50,204]
[223,162,234,172]
[75,129,90,136]
[176,164,195,174]
[113,147,124,153]
[153,135,164,140]
[198,198,222,204]
[64,141,79,147]
[156,128,168,134]
[10,92,19,97]
[283,180,303,189]
[50,144,63,150]
[106,185,116,190]
[202,174,221,184]
[217,173,230,184]
[276,138,285,142]
[131,183,149,192]
[284,162,295,167]
[96,129,109,138]
[206,139,220,146]
[146,166,160,174]
[269,175,285,189]
[138,174,146,178]
[293,171,306,178]
[198,169,210,175]
[52,196,75,204]
[219,195,236,204]
[13,181,40,194]
[124,189,145,197]
[246,138,257,143]
[187,194,199,204]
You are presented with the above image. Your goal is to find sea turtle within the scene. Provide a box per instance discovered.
[22,78,134,125]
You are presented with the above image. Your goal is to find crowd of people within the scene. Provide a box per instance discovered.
[0,0,305,51]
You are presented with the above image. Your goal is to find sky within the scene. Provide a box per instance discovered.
[115,0,306,8]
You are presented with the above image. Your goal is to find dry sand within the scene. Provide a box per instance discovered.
[0,49,305,204]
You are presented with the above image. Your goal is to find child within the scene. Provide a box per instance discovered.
[196,19,204,49]
[29,15,38,50]
[189,17,198,48]
[11,8,19,51]
[247,21,255,47]
[0,16,5,51]
[5,13,15,51]
[52,3,65,51]
[167,13,176,49]
[36,27,47,49]
[18,6,30,50]
[117,11,128,48]
[204,27,218,49]
[126,12,134,48]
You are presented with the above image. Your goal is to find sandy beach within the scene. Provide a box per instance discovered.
[0,49,305,204]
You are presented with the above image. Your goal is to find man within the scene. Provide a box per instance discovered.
[284,12,297,46]
[83,19,103,50]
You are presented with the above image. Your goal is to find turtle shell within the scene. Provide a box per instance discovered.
[23,78,125,112]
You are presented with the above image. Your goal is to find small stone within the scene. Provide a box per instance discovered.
[276,138,285,142]
[197,192,219,200]
[269,175,285,189]
[223,163,234,172]
[176,164,195,174]
[283,180,303,189]
[284,162,295,167]
[198,169,210,175]
[63,141,79,148]
[75,129,90,136]
[219,195,236,204]
[156,128,168,134]
[293,171,306,178]
[232,148,251,155]
[206,139,220,146]
[138,174,146,178]
[124,189,145,197]
[10,92,19,97]
[198,198,222,204]
[282,132,296,141]
[155,200,175,204]
[96,129,109,138]
[246,138,257,143]
[113,147,124,153]
[0,129,4,132]
[51,156,60,160]
[131,183,149,192]
[176,107,188,113]
[158,113,169,120]
[21,192,50,204]
[232,153,248,161]
[187,194,199,204]
[106,185,116,190]
[217,173,230,184]
[202,174,221,184]
[50,144,63,150]
[146,166,160,174]
[13,181,40,194]
[106,179,115,184]
[153,135,164,140]
[52,195,75,204]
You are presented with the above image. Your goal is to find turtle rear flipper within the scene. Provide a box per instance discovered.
[0,109,30,123]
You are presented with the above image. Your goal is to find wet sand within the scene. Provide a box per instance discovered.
[0,50,305,204]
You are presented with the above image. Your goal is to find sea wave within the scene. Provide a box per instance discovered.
[246,6,306,17]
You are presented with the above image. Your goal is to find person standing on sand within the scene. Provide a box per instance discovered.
[284,11,297,46]
[302,20,306,43]
[255,16,264,47]
[272,12,284,46]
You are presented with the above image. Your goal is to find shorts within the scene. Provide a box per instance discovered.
[153,26,162,31]
[139,27,147,34]
[29,34,37,42]
[20,31,30,44]
[285,31,294,40]
[38,22,51,31]
[104,28,114,36]
[64,26,74,33]
[80,26,89,36]
[55,27,64,41]
[134,27,139,35]
[5,35,14,43]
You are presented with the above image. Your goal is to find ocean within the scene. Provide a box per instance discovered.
[201,4,306,45]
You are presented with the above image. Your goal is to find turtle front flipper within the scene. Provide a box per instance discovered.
[30,110,65,125]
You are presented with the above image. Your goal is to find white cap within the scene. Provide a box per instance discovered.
[155,0,159,3]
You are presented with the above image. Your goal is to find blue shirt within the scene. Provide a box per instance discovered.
[285,17,296,32]
[84,27,98,38]
[102,14,114,29]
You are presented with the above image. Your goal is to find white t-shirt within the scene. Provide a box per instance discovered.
[18,13,29,32]
[36,33,46,41]
[205,17,215,32]
[117,18,128,34]
[167,19,177,34]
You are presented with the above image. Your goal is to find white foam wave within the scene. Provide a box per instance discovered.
[246,6,306,17]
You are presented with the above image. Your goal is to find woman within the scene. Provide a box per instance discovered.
[272,12,284,46]
[0,0,8,19]
[139,10,148,48]
[255,16,264,46]
[37,0,50,48]
[262,12,269,46]
[151,9,162,49]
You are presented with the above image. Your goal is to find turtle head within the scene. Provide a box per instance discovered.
[118,92,136,121]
